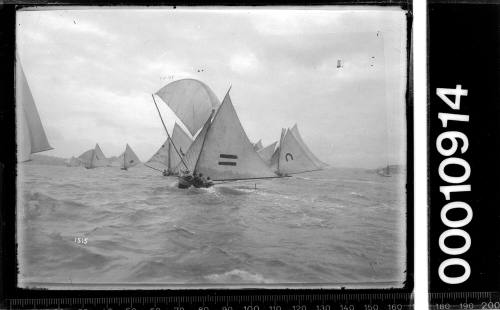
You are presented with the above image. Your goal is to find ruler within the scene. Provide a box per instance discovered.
[4,293,413,310]
[429,292,500,310]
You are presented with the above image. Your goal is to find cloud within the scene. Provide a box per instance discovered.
[17,7,407,168]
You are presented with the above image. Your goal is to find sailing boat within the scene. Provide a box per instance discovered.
[257,141,277,165]
[17,59,53,162]
[177,91,277,188]
[377,164,392,177]
[120,144,140,170]
[145,123,193,175]
[272,125,326,176]
[78,144,108,169]
[253,140,263,151]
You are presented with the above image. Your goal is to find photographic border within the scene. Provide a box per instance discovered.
[0,0,413,305]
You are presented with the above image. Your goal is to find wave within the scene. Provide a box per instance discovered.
[215,186,254,196]
[204,269,271,284]
[163,225,196,238]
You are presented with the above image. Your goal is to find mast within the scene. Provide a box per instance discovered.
[90,149,95,169]
[167,141,171,172]
[151,94,188,170]
[277,128,285,173]
[193,109,215,173]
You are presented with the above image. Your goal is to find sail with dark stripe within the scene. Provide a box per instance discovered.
[194,93,276,181]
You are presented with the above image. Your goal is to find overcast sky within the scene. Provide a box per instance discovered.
[17,7,407,168]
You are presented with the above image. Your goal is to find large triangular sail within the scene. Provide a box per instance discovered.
[146,123,194,173]
[290,124,328,168]
[258,141,277,165]
[122,144,140,169]
[194,94,277,181]
[175,113,213,174]
[277,130,320,175]
[145,139,171,172]
[155,79,220,136]
[17,60,53,162]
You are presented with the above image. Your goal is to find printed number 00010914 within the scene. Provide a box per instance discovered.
[435,85,472,285]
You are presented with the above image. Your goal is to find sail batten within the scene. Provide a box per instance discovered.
[155,79,220,136]
[194,94,277,181]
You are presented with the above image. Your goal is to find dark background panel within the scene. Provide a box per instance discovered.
[428,3,500,292]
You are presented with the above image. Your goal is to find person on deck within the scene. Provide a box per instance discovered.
[162,169,168,176]
[192,173,204,188]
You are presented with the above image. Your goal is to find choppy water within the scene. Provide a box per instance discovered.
[17,164,406,288]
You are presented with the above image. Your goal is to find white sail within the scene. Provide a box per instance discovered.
[195,94,277,181]
[253,140,263,151]
[77,149,93,168]
[169,123,193,170]
[122,144,140,169]
[270,128,287,169]
[278,130,320,175]
[155,79,220,136]
[91,143,108,168]
[257,141,277,165]
[78,144,107,169]
[290,124,328,168]
[175,114,213,174]
[17,61,53,162]
[145,139,171,171]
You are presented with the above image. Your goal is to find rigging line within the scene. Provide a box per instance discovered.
[151,94,188,170]
[143,164,164,173]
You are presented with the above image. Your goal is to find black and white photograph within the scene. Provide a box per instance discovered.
[15,7,409,289]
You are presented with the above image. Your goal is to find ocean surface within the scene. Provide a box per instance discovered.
[17,164,407,289]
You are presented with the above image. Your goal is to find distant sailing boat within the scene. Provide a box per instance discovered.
[17,60,53,162]
[78,144,108,169]
[145,123,193,175]
[253,140,263,151]
[120,144,140,170]
[377,164,392,177]
[272,125,327,175]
